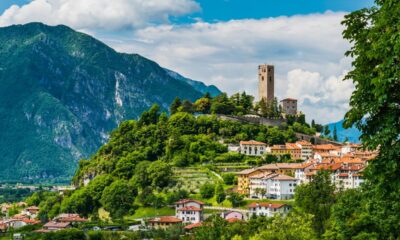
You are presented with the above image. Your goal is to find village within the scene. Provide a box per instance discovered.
[0,64,378,238]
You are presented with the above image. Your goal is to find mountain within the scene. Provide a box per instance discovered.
[0,22,211,182]
[164,69,221,97]
[326,119,362,143]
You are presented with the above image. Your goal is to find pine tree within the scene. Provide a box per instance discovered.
[333,126,338,141]
[169,97,181,115]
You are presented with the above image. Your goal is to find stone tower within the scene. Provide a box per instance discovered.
[258,64,275,102]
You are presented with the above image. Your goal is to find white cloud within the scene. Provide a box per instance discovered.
[286,69,354,124]
[0,1,352,123]
[107,12,353,123]
[0,0,200,30]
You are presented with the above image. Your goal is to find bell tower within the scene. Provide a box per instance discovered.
[258,64,275,102]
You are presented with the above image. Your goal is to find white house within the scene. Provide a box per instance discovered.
[248,203,290,217]
[239,140,267,156]
[175,199,204,224]
[249,173,298,200]
[295,141,313,160]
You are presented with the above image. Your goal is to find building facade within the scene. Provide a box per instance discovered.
[175,199,204,224]
[258,64,274,102]
[248,203,290,217]
[240,140,267,156]
[280,98,298,115]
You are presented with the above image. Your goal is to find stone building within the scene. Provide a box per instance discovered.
[258,64,275,102]
[280,98,297,115]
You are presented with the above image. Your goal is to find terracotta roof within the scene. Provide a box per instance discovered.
[26,206,39,211]
[55,213,88,222]
[258,163,299,170]
[226,218,242,223]
[240,140,266,146]
[184,222,202,229]
[271,145,287,150]
[175,199,205,205]
[313,144,340,151]
[34,229,52,233]
[272,174,297,181]
[314,163,342,171]
[286,143,301,150]
[177,206,202,211]
[280,98,297,102]
[247,202,286,209]
[338,173,349,177]
[44,221,71,229]
[148,216,182,224]
[236,168,261,175]
[292,163,314,169]
[296,140,312,146]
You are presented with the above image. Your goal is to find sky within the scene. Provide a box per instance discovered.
[0,0,374,124]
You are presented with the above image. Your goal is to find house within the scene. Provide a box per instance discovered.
[269,144,301,160]
[175,199,204,224]
[22,206,40,219]
[184,222,203,230]
[249,173,298,200]
[36,221,71,233]
[295,141,313,160]
[221,211,244,221]
[239,140,267,156]
[148,216,182,229]
[237,168,264,194]
[6,218,40,229]
[248,203,290,217]
[54,213,88,223]
[280,98,298,115]
[293,162,314,184]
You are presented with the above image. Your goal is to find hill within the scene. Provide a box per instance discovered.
[326,119,362,143]
[164,69,221,97]
[0,22,213,182]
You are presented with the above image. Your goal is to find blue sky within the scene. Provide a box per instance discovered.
[1,0,374,23]
[0,0,374,123]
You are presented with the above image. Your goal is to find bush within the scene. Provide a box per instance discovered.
[200,183,215,199]
[222,173,237,185]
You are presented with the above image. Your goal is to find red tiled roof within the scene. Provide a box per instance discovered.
[240,140,266,146]
[149,216,182,224]
[226,218,242,223]
[44,221,71,229]
[338,173,348,177]
[247,202,286,209]
[280,98,297,102]
[177,206,202,211]
[175,199,205,205]
[26,206,39,211]
[184,222,202,229]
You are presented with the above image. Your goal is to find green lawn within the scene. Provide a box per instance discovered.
[125,207,175,220]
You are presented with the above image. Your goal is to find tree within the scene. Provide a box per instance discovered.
[138,104,160,126]
[228,192,244,208]
[339,2,400,238]
[215,184,226,204]
[222,173,237,185]
[311,119,316,128]
[323,126,331,136]
[194,97,212,114]
[200,183,215,199]
[295,171,335,237]
[169,97,182,115]
[250,210,317,240]
[333,126,338,141]
[100,180,136,219]
[147,160,174,189]
[180,100,194,113]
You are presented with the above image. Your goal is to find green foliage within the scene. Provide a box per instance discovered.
[200,183,215,199]
[250,210,317,240]
[0,188,32,204]
[100,180,136,219]
[215,184,226,203]
[170,97,182,115]
[0,23,204,183]
[222,173,237,185]
[295,171,335,237]
[227,192,244,208]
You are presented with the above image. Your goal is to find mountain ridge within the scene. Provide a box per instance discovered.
[0,22,219,182]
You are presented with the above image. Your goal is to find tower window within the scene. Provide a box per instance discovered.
[269,76,272,82]
[262,76,264,81]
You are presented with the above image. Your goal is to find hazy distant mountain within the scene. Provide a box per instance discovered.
[0,23,205,182]
[164,69,221,97]
[326,119,362,143]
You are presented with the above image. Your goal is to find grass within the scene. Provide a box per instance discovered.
[125,207,175,220]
